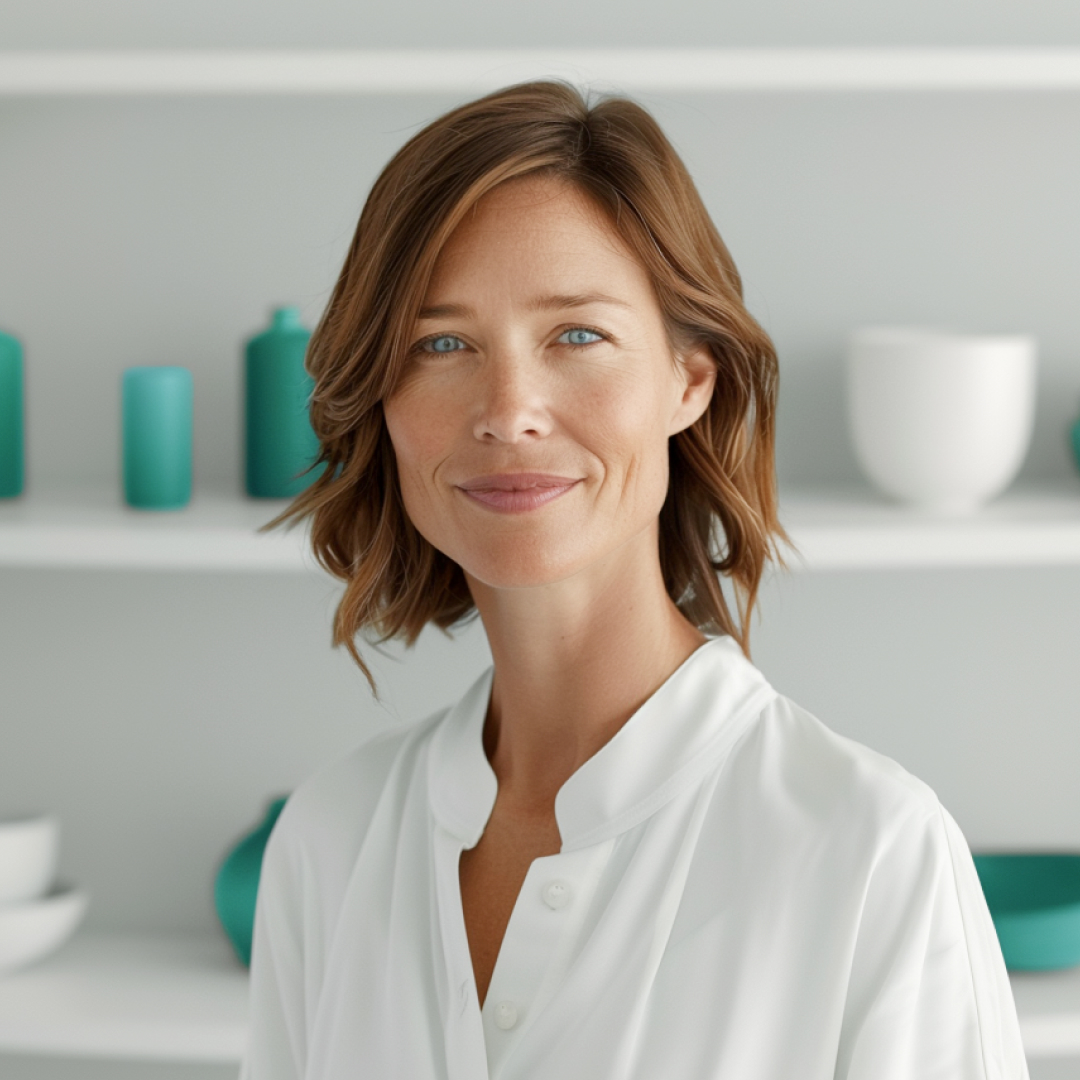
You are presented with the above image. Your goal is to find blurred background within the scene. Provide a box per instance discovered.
[2,1,1080,1077]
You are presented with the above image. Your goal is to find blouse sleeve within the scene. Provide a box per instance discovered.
[834,800,1030,1080]
[239,807,308,1080]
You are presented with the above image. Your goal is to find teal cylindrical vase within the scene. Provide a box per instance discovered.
[245,307,323,498]
[214,795,289,968]
[122,366,193,509]
[0,328,24,499]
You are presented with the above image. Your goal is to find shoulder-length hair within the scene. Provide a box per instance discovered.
[267,79,793,694]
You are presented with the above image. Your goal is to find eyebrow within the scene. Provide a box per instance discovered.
[416,293,633,320]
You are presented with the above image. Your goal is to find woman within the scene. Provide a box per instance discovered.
[243,80,1028,1079]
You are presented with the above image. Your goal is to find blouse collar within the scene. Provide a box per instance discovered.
[427,634,778,852]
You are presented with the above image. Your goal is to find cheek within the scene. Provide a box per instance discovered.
[384,386,450,474]
[382,392,453,524]
[575,369,673,491]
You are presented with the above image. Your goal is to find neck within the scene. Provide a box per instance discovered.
[465,525,709,816]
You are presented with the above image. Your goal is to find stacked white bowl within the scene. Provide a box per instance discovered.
[0,814,88,974]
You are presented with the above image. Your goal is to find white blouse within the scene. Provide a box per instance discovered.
[241,634,1029,1080]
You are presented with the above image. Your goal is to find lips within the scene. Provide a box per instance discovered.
[457,472,579,492]
[456,473,581,513]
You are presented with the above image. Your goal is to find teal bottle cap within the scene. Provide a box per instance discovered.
[270,307,305,331]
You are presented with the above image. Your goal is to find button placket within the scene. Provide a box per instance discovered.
[480,842,614,1076]
[479,856,575,1069]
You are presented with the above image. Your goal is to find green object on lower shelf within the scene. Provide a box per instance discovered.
[1070,416,1080,475]
[973,852,1080,971]
[214,795,289,967]
[0,328,24,499]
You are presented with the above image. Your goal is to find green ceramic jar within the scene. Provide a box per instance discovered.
[214,795,289,967]
[122,366,193,509]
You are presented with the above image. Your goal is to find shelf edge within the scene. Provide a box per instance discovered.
[5,48,1080,95]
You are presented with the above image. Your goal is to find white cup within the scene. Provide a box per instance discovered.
[0,814,59,904]
[846,327,1037,514]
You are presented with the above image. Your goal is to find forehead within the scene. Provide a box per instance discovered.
[426,174,648,293]
[463,173,610,232]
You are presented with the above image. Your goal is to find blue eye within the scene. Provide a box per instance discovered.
[423,334,465,354]
[560,328,604,347]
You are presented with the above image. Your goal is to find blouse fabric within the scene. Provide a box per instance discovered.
[241,634,1029,1080]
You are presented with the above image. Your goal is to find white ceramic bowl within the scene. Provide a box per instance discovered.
[846,327,1037,514]
[0,885,88,975]
[0,814,59,904]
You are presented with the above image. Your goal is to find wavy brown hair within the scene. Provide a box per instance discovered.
[265,79,794,695]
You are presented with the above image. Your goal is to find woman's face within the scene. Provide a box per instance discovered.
[382,173,716,592]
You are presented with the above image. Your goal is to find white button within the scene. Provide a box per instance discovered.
[542,880,571,910]
[494,999,519,1030]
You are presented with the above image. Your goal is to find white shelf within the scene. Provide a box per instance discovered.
[0,930,1077,1062]
[777,482,1080,570]
[2,481,1080,572]
[0,932,247,1063]
[0,483,316,572]
[4,48,1080,95]
[1011,966,1080,1059]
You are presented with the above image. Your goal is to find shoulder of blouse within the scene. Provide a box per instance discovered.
[268,706,451,866]
[740,692,945,844]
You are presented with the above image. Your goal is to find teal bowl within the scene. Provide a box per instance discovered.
[973,853,1080,971]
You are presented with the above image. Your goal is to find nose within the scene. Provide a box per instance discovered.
[472,351,553,444]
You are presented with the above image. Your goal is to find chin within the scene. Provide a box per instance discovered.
[454,539,590,592]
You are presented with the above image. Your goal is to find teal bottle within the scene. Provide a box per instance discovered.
[214,795,289,967]
[245,307,323,498]
[0,327,24,498]
[1071,412,1080,475]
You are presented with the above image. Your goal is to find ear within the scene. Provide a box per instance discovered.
[668,343,717,436]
